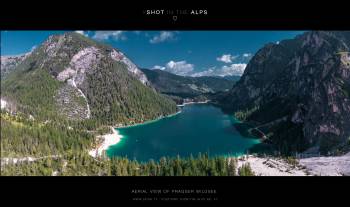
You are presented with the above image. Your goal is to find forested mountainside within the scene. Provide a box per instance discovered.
[141,68,235,102]
[219,31,350,155]
[1,32,177,126]
[1,112,252,176]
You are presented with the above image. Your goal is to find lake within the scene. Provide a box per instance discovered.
[106,104,260,162]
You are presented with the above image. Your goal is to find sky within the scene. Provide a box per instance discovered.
[0,31,304,77]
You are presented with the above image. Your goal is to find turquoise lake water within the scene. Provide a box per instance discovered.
[106,104,260,162]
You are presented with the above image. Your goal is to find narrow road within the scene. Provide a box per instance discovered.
[1,155,61,167]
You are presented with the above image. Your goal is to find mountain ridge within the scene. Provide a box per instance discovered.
[1,52,31,79]
[141,68,236,103]
[1,32,177,125]
[218,31,350,154]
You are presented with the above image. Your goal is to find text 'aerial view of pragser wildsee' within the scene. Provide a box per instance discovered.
[1,31,349,176]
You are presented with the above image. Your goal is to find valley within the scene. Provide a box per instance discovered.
[1,31,349,176]
[141,68,236,104]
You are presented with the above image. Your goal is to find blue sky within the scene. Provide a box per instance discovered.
[0,31,303,76]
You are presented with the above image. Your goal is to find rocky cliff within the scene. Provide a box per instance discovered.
[220,31,350,154]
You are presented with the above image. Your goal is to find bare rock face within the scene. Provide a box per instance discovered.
[40,33,149,87]
[110,49,149,85]
[220,31,350,154]
[57,46,102,83]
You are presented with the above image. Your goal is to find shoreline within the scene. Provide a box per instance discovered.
[88,110,182,158]
[87,102,253,160]
[116,110,182,129]
[87,102,211,159]
[88,127,123,158]
[177,100,210,107]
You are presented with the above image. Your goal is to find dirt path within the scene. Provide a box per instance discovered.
[1,155,61,167]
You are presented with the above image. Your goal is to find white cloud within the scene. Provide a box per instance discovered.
[74,30,89,37]
[276,41,280,44]
[165,60,194,76]
[191,63,247,77]
[217,53,253,64]
[150,31,176,44]
[93,31,126,41]
[153,59,246,77]
[152,52,251,77]
[152,65,166,70]
[220,63,246,76]
[75,30,84,35]
[153,60,194,76]
[153,54,248,77]
[243,53,252,58]
[216,54,238,63]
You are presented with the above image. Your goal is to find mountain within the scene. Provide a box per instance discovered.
[1,32,177,125]
[1,53,30,79]
[221,75,241,82]
[219,31,350,154]
[141,68,235,102]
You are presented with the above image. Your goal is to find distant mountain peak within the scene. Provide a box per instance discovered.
[141,68,236,104]
[35,32,149,85]
[1,52,31,79]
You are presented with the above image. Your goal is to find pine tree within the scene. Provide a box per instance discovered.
[238,163,254,176]
[228,159,237,176]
